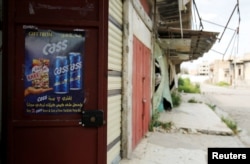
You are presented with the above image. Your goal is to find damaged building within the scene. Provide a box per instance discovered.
[1,0,218,163]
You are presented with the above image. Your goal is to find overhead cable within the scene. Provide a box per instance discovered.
[222,29,237,60]
[210,49,224,55]
[192,0,204,30]
[192,0,198,30]
[201,19,235,31]
[219,2,240,42]
[229,28,239,59]
[237,0,241,25]
[236,27,239,56]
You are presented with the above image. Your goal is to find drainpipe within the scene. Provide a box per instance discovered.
[178,0,183,38]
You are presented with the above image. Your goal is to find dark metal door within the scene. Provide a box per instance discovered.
[2,0,108,164]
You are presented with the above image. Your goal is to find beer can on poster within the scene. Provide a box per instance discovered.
[54,56,69,94]
[69,52,82,90]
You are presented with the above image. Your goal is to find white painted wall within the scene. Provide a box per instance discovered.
[244,62,250,81]
[132,10,151,49]
[122,0,152,159]
[122,0,134,159]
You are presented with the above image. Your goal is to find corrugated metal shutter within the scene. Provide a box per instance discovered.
[108,0,123,163]
[108,22,122,71]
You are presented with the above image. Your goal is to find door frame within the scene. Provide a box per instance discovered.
[2,0,108,163]
[132,36,151,149]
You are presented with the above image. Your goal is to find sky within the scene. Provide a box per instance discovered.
[182,0,250,69]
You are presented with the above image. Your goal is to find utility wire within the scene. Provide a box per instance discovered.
[236,0,240,57]
[237,0,241,25]
[192,0,198,30]
[192,0,203,30]
[212,27,239,60]
[219,2,240,42]
[201,19,235,31]
[222,29,237,60]
[192,0,241,59]
[236,27,239,56]
[229,28,238,59]
[210,49,224,55]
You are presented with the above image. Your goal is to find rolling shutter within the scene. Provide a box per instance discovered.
[107,0,123,163]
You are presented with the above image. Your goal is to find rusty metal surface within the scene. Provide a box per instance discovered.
[156,0,192,29]
[158,27,219,64]
[156,0,219,64]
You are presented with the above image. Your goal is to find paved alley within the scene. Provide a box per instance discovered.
[120,92,246,164]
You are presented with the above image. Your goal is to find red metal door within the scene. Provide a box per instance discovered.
[132,36,143,149]
[2,0,108,164]
[132,36,151,149]
[142,47,151,136]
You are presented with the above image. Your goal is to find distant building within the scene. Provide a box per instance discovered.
[210,60,232,84]
[198,61,209,75]
[189,68,199,75]
[210,53,250,87]
[243,54,250,85]
[229,53,250,86]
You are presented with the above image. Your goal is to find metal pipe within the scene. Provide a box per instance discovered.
[178,0,183,38]
[219,4,238,42]
[193,0,204,30]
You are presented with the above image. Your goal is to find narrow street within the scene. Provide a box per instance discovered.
[201,83,250,146]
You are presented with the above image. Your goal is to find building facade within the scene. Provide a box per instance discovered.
[210,60,232,84]
[1,0,218,163]
[210,53,250,87]
[199,61,210,75]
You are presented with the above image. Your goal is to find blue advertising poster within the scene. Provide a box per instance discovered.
[24,27,85,114]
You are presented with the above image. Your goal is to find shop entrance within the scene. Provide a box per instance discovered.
[2,0,108,164]
[132,36,151,149]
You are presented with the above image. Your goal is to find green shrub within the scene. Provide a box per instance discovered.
[221,117,238,134]
[206,103,216,111]
[188,97,202,103]
[195,83,200,89]
[216,81,230,86]
[171,91,181,107]
[188,98,198,103]
[178,77,200,93]
[178,77,185,86]
[161,121,173,130]
[149,110,173,131]
[149,110,160,131]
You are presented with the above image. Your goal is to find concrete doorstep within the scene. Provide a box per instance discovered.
[158,102,233,136]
